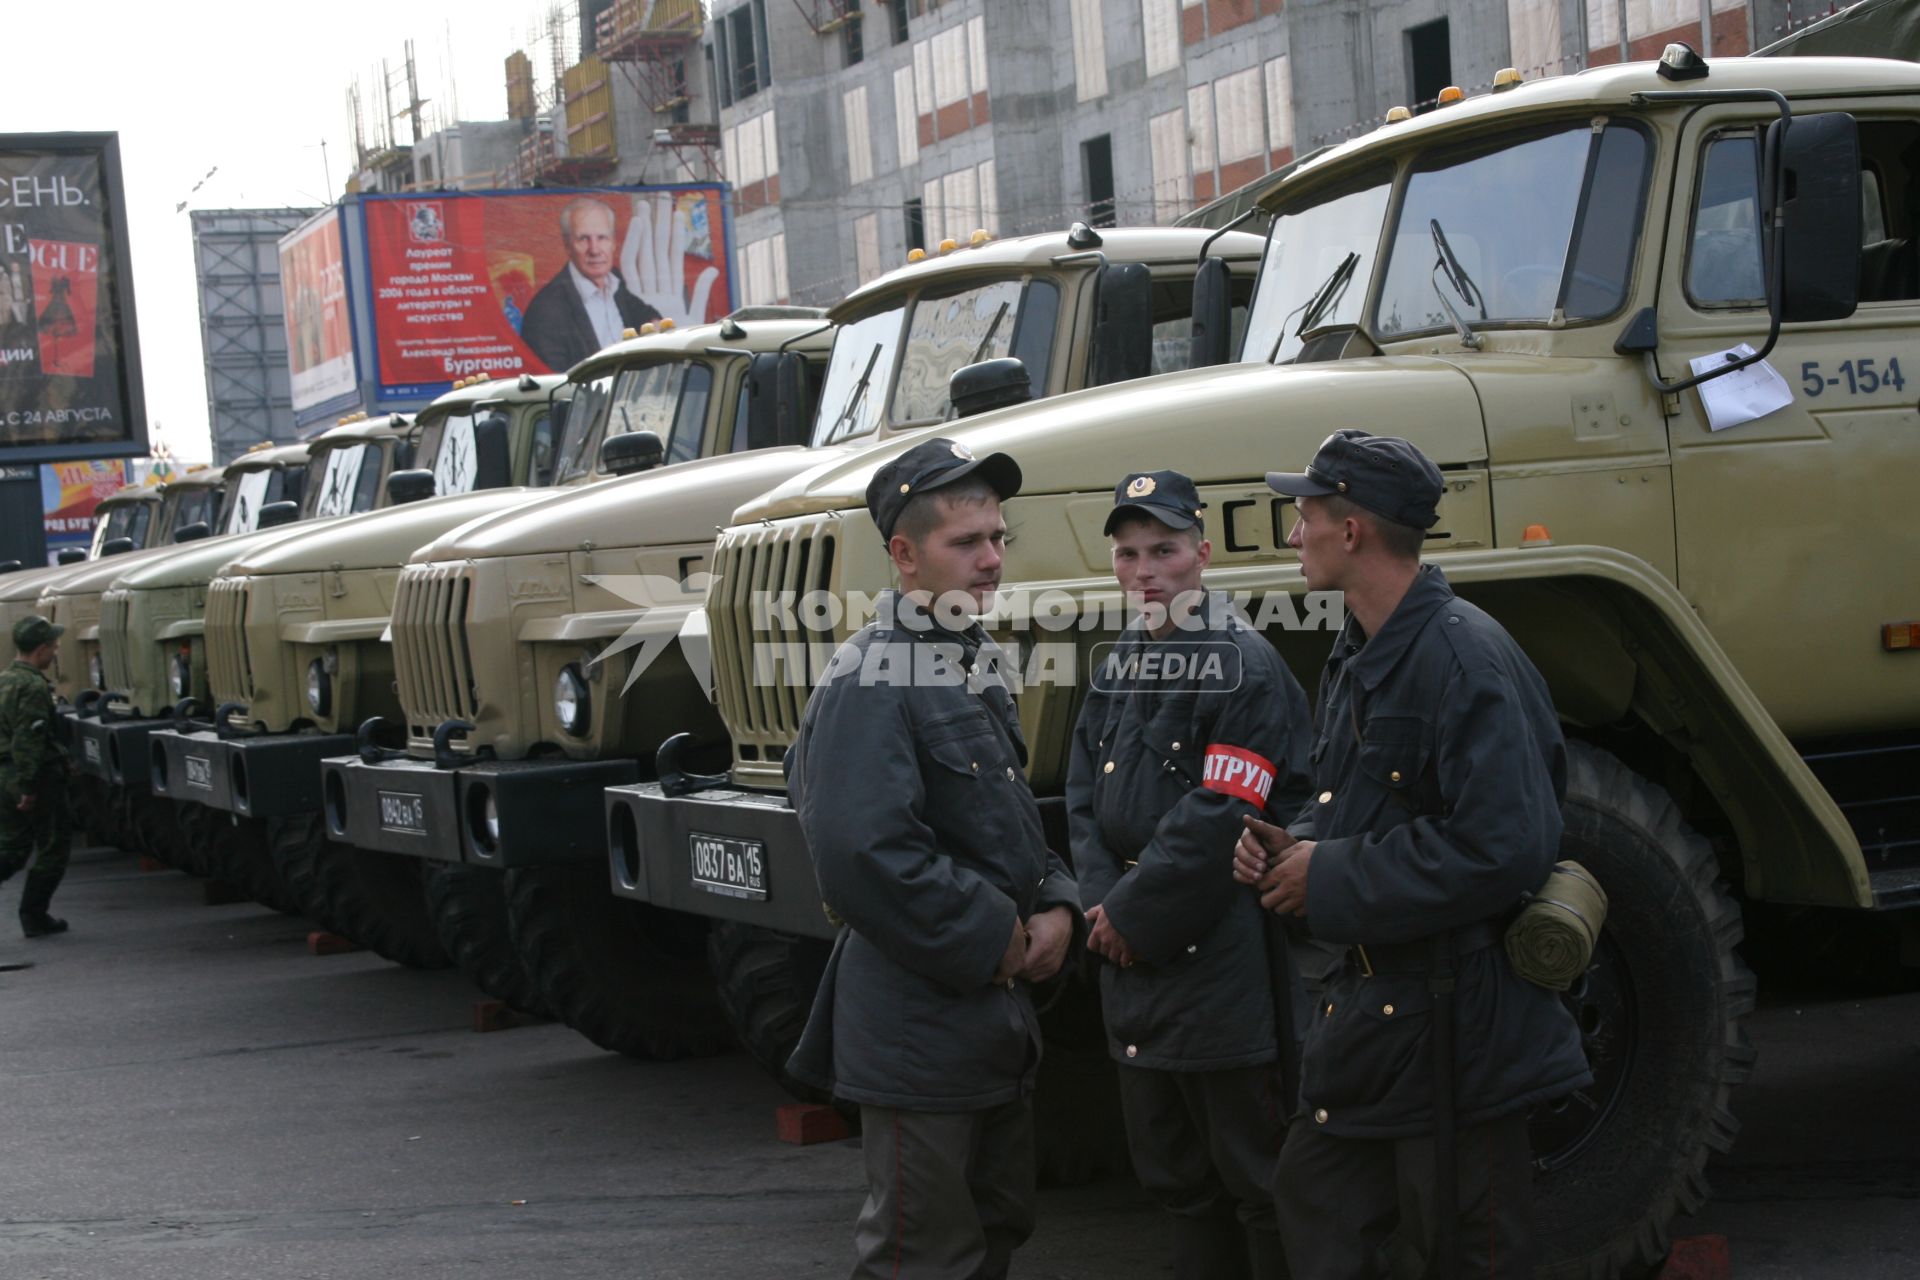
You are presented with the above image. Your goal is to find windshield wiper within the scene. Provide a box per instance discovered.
[1292,252,1360,339]
[1428,219,1486,350]
[966,302,1012,367]
[827,344,883,440]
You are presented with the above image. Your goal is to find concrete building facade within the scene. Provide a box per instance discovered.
[709,0,1778,308]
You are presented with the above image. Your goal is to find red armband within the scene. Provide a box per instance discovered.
[1201,744,1276,807]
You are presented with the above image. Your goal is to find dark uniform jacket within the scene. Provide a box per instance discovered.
[0,659,63,802]
[1294,566,1590,1139]
[519,269,660,374]
[1069,599,1312,1071]
[786,592,1082,1111]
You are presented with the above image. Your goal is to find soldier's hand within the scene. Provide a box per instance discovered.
[1021,905,1075,982]
[15,793,34,813]
[1257,841,1316,917]
[992,916,1030,986]
[1084,904,1135,968]
[1233,815,1296,884]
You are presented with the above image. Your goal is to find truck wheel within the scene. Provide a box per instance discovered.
[426,864,550,1017]
[1031,964,1131,1187]
[504,862,730,1060]
[1533,742,1756,1280]
[268,815,449,969]
[134,795,208,877]
[187,808,302,915]
[264,814,352,934]
[706,922,837,1104]
[74,775,115,849]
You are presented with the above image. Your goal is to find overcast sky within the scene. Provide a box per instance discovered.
[3,0,552,463]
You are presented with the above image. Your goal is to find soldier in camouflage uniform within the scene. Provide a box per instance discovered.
[0,615,74,938]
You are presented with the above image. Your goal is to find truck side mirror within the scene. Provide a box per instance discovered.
[548,396,572,443]
[1189,257,1234,368]
[1091,262,1154,387]
[172,522,211,544]
[473,413,513,489]
[386,469,437,505]
[1766,112,1860,323]
[745,352,811,450]
[949,358,1031,418]
[101,537,135,557]
[0,558,25,571]
[55,548,86,565]
[257,501,299,529]
[601,429,664,476]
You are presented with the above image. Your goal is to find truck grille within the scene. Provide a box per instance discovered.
[204,577,252,703]
[99,591,133,693]
[709,518,839,772]
[393,563,479,732]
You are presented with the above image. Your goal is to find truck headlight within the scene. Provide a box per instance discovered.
[483,791,501,844]
[554,664,590,736]
[88,651,104,691]
[306,658,332,716]
[170,649,191,700]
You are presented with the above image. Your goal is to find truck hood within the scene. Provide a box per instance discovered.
[94,517,351,594]
[412,447,833,561]
[225,487,546,576]
[0,543,185,604]
[735,357,1490,522]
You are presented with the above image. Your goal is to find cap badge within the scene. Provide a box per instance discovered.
[1126,475,1157,498]
[950,443,974,460]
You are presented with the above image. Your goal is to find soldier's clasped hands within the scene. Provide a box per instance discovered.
[1234,816,1315,917]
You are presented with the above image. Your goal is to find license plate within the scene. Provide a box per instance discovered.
[82,738,101,765]
[689,832,767,901]
[185,755,214,790]
[378,790,428,836]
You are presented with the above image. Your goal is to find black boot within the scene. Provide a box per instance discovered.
[20,911,68,939]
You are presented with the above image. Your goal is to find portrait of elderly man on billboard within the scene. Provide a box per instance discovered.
[518,192,721,373]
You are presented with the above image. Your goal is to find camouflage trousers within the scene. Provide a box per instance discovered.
[0,786,73,920]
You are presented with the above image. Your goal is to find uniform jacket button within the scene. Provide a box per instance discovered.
[1170,741,1181,750]
[1006,766,1016,780]
[1390,770,1402,783]
[1125,1044,1138,1058]
[1186,944,1197,954]
[1382,1003,1395,1016]
[1006,980,1016,991]
[1104,761,1115,774]
[1314,1108,1329,1124]
[1319,790,1333,803]
[971,761,979,771]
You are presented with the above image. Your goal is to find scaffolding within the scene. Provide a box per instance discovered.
[593,0,718,179]
[788,0,861,36]
[190,209,316,462]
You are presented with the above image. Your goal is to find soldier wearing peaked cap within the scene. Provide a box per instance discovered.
[1068,469,1313,1279]
[1234,430,1589,1278]
[785,438,1084,1280]
[0,615,74,938]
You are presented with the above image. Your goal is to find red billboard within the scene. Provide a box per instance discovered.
[0,134,149,462]
[361,186,730,399]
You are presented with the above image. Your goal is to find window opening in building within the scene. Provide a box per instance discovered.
[1407,18,1451,114]
[905,197,926,253]
[1083,134,1116,227]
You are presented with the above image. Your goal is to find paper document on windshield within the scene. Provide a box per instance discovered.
[1689,343,1794,432]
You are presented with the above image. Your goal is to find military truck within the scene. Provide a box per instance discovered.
[60,419,407,878]
[611,52,1920,1274]
[151,344,737,947]
[317,226,1263,1063]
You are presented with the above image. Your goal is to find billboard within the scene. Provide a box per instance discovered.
[0,134,148,462]
[360,186,731,402]
[41,457,131,558]
[278,208,357,416]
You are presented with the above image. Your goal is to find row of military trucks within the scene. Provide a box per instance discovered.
[55,49,1920,1280]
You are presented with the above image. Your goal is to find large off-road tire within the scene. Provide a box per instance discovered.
[707,922,837,1104]
[426,863,550,1016]
[185,808,303,914]
[73,774,116,850]
[504,861,729,1060]
[132,794,209,877]
[1533,742,1756,1280]
[267,813,449,969]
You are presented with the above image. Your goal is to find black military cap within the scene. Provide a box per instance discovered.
[1266,429,1445,530]
[1103,469,1206,535]
[12,614,62,651]
[867,437,1022,541]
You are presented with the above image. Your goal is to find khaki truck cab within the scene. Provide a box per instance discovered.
[317,226,1263,1053]
[142,371,586,926]
[612,53,1920,1271]
[0,483,167,643]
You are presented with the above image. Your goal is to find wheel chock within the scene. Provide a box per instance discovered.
[1657,1235,1732,1279]
[306,931,363,956]
[203,878,248,906]
[776,1103,851,1146]
[472,1000,543,1032]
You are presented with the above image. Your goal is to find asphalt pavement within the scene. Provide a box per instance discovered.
[1,844,1915,1279]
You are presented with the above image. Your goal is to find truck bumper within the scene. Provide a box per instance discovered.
[319,753,638,868]
[603,782,835,942]
[69,712,164,790]
[148,728,353,819]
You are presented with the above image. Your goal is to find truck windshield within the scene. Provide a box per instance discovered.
[1374,122,1649,337]
[223,468,274,534]
[171,485,221,533]
[1241,171,1393,365]
[94,501,151,553]
[814,305,905,445]
[553,375,615,484]
[604,360,712,465]
[428,410,503,496]
[309,444,372,517]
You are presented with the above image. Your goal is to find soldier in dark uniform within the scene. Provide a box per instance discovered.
[1068,470,1312,1279]
[0,614,74,938]
[785,438,1083,1280]
[1234,430,1590,1278]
